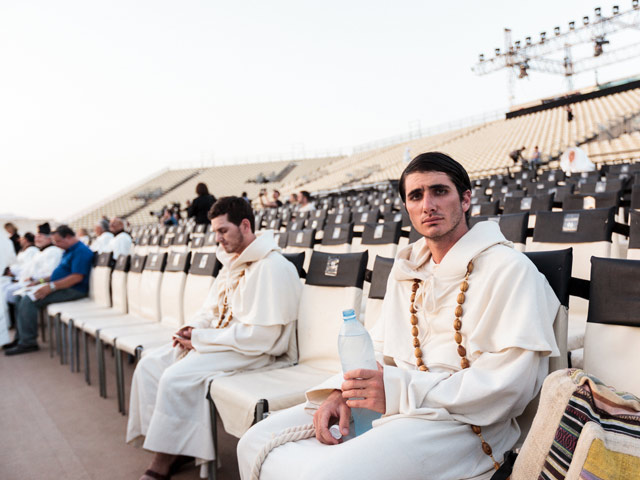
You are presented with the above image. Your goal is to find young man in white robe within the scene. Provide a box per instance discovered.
[237,152,561,480]
[126,196,302,480]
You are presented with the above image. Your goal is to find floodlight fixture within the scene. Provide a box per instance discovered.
[540,31,547,42]
[595,7,602,17]
[633,0,639,9]
[583,16,590,25]
[515,40,521,49]
[569,21,576,30]
[495,48,501,56]
[479,53,485,62]
[526,36,532,46]
[613,5,619,14]
[519,63,529,78]
[554,26,561,36]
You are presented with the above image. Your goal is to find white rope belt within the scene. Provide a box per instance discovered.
[250,423,316,480]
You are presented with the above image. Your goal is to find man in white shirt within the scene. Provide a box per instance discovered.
[105,217,132,259]
[90,219,113,253]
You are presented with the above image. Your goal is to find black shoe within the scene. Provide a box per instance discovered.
[2,339,19,350]
[4,344,39,356]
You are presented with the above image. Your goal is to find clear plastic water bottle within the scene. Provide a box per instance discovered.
[337,308,382,436]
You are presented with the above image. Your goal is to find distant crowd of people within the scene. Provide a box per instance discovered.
[0,216,133,353]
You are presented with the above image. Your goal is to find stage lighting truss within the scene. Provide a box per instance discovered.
[472,3,640,102]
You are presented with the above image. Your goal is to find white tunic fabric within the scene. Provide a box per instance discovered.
[0,231,17,346]
[237,221,560,480]
[126,231,302,466]
[7,245,39,278]
[3,245,64,306]
[90,231,114,252]
[105,231,132,259]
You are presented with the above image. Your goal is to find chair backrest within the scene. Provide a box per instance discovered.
[316,223,354,254]
[282,252,306,278]
[126,254,147,316]
[138,252,167,321]
[562,191,620,211]
[273,231,288,250]
[159,251,190,328]
[584,257,640,396]
[516,248,572,444]
[92,252,114,308]
[628,210,640,260]
[503,193,554,215]
[469,200,499,217]
[353,221,401,270]
[297,250,368,371]
[111,254,130,314]
[631,184,640,210]
[470,213,529,252]
[201,231,218,253]
[326,211,352,227]
[169,232,190,253]
[183,251,220,322]
[364,255,394,331]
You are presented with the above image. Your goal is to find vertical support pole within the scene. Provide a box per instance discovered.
[68,320,74,372]
[207,381,219,480]
[83,330,91,385]
[48,314,54,358]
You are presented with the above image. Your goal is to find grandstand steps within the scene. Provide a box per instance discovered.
[123,169,204,220]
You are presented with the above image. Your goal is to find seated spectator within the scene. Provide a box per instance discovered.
[126,196,302,480]
[238,152,560,480]
[4,222,20,254]
[91,219,114,253]
[187,183,217,225]
[161,208,178,226]
[77,228,90,245]
[4,233,38,279]
[105,217,132,259]
[297,190,315,213]
[5,225,93,356]
[509,146,526,165]
[0,228,17,346]
[259,189,283,209]
[530,145,541,168]
[3,223,63,316]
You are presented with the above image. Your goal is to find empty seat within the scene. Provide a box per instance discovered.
[528,207,616,363]
[583,257,640,396]
[363,255,394,331]
[469,200,499,217]
[352,221,402,270]
[627,210,640,260]
[285,229,316,272]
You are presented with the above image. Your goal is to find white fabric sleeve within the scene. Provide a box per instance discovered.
[190,322,284,355]
[383,347,543,426]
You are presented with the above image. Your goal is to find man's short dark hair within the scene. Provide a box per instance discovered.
[208,196,255,232]
[299,191,311,201]
[53,225,75,238]
[399,152,472,222]
[23,232,35,244]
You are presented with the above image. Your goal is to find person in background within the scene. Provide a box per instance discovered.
[77,228,90,245]
[297,190,315,213]
[91,219,113,253]
[187,183,217,225]
[0,227,17,346]
[106,217,132,259]
[259,189,283,209]
[241,191,250,204]
[4,223,20,254]
[4,225,94,356]
[161,208,178,226]
[287,193,298,206]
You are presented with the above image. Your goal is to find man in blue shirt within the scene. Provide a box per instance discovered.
[5,225,94,355]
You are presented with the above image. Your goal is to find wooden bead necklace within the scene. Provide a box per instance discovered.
[410,260,500,471]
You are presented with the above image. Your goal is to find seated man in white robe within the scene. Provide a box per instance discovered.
[126,196,302,480]
[238,152,561,480]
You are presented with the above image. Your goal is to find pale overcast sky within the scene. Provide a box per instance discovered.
[1,0,638,222]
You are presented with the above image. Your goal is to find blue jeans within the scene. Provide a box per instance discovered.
[16,288,87,346]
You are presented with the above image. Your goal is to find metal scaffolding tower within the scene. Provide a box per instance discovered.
[472,2,640,105]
